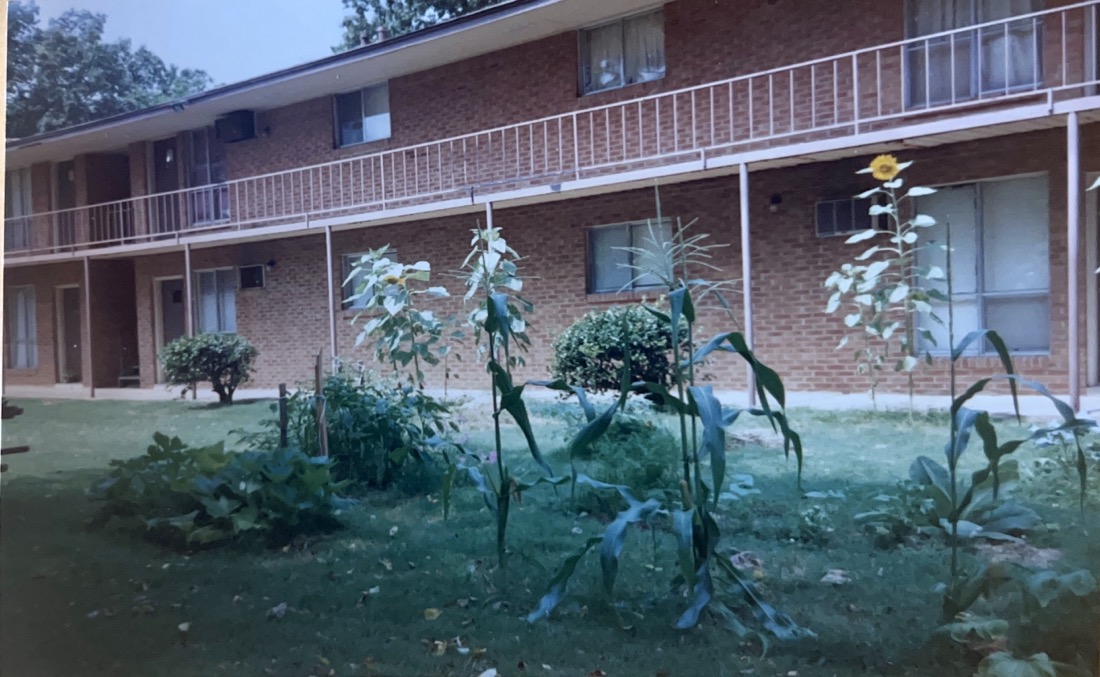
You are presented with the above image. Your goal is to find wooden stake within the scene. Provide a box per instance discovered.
[278,383,288,449]
[315,352,329,458]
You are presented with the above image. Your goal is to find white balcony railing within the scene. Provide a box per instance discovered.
[8,0,1100,256]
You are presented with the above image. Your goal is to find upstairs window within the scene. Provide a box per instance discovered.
[186,127,230,224]
[906,0,1043,108]
[580,10,665,95]
[588,219,672,293]
[5,168,33,250]
[335,83,391,147]
[342,253,370,310]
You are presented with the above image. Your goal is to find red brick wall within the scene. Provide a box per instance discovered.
[3,263,83,386]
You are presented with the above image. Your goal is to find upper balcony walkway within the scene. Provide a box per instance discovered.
[8,0,1100,263]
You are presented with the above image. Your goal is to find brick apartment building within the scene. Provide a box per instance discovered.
[3,0,1099,409]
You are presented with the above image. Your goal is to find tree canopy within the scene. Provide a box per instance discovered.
[6,1,213,139]
[336,0,504,51]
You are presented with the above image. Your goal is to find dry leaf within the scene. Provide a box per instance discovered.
[389,526,399,537]
[177,622,191,632]
[423,608,442,621]
[820,569,851,586]
[430,640,447,656]
[380,558,393,571]
[268,602,288,619]
[475,670,498,677]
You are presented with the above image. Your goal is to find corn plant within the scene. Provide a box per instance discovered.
[461,224,563,569]
[527,215,810,638]
[824,155,945,409]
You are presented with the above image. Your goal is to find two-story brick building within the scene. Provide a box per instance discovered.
[4,0,1099,409]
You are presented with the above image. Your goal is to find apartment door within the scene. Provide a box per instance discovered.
[186,127,230,226]
[152,138,181,233]
[156,278,186,382]
[56,161,77,246]
[56,286,82,383]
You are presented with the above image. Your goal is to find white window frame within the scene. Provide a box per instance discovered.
[334,83,392,147]
[916,172,1050,356]
[587,218,672,294]
[6,285,38,369]
[186,127,230,225]
[579,9,666,95]
[5,168,33,251]
[192,268,238,334]
[815,196,882,237]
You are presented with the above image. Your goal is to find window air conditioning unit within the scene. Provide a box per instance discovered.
[215,110,256,143]
[815,196,884,238]
[239,264,265,289]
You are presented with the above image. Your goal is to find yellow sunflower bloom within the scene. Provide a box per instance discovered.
[381,274,403,285]
[870,154,901,182]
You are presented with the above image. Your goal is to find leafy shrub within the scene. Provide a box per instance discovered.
[246,372,456,490]
[551,305,671,393]
[160,333,258,404]
[89,433,349,548]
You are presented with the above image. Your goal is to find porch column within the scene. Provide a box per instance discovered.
[485,200,494,230]
[325,225,338,364]
[1068,112,1081,412]
[83,257,95,399]
[739,164,756,407]
[184,243,194,337]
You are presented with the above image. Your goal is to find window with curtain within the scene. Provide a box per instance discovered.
[5,168,33,251]
[194,269,237,334]
[915,174,1050,354]
[335,83,391,147]
[906,0,1043,108]
[588,219,672,293]
[342,253,370,309]
[186,127,230,224]
[6,285,37,369]
[580,10,665,95]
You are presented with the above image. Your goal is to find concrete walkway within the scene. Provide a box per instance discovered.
[5,383,1098,419]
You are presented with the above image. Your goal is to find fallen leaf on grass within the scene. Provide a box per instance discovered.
[380,558,393,571]
[267,602,288,619]
[423,608,442,621]
[389,526,399,537]
[475,669,497,677]
[820,569,851,585]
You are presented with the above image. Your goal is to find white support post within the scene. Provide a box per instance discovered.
[325,225,338,364]
[739,163,756,407]
[1067,111,1082,412]
[83,257,95,399]
[184,243,194,338]
[486,200,494,230]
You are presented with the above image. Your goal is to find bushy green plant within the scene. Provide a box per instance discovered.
[245,371,456,490]
[570,416,679,516]
[89,433,349,548]
[551,305,672,393]
[159,333,258,404]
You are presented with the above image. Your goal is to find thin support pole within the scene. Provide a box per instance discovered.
[184,243,195,400]
[325,225,337,362]
[82,257,95,399]
[486,200,494,230]
[278,383,289,449]
[739,164,756,407]
[1067,111,1081,412]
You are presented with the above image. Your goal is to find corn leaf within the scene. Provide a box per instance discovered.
[526,537,602,623]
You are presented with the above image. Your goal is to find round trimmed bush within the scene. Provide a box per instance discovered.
[551,305,671,392]
[160,333,258,404]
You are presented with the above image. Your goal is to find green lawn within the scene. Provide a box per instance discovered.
[2,398,1097,677]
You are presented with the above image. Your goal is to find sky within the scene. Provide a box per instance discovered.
[35,0,351,86]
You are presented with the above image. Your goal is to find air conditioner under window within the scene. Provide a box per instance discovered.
[815,196,882,237]
[215,110,256,143]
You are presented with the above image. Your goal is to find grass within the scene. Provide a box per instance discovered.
[2,398,1098,677]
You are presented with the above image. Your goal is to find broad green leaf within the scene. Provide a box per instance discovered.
[845,229,878,244]
[909,455,951,496]
[911,214,936,227]
[946,407,982,467]
[865,260,889,278]
[907,186,937,198]
[977,651,1083,677]
[688,385,727,505]
[495,375,553,477]
[464,466,498,516]
[600,498,662,595]
[526,537,602,622]
[672,509,696,589]
[674,562,714,629]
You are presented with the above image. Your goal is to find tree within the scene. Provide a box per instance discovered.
[336,0,503,50]
[6,2,212,139]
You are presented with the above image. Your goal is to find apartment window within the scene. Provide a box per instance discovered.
[6,285,37,369]
[335,83,391,147]
[342,253,370,309]
[5,168,33,250]
[816,197,879,237]
[186,127,230,224]
[588,219,672,293]
[906,0,1043,108]
[579,10,665,95]
[193,269,237,333]
[915,174,1049,354]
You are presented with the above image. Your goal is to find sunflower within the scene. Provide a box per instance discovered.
[869,154,901,182]
[381,274,404,285]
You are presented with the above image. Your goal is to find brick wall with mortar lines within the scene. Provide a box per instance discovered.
[4,262,84,386]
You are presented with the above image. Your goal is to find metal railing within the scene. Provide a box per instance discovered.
[8,0,1100,256]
